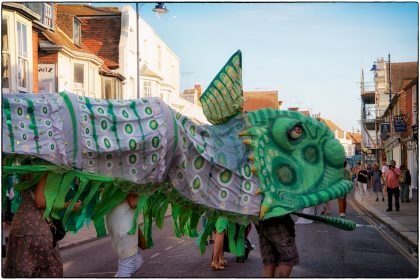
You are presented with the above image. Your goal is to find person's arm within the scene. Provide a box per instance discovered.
[126,193,138,209]
[34,173,48,209]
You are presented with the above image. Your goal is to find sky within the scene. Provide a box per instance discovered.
[93,1,418,132]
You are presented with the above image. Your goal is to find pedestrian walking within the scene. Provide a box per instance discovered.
[371,163,385,202]
[356,163,370,201]
[106,194,146,277]
[338,160,351,217]
[384,160,401,212]
[399,164,412,203]
[255,214,299,277]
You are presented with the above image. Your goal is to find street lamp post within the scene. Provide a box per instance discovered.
[136,3,169,99]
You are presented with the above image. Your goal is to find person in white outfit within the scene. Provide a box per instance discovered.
[356,164,370,201]
[106,194,146,277]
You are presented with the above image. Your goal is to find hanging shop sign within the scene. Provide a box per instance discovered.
[392,115,408,132]
[380,122,391,140]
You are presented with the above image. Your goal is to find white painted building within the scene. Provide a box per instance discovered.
[118,5,207,123]
[2,5,36,93]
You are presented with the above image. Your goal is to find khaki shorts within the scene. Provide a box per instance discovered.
[255,222,299,266]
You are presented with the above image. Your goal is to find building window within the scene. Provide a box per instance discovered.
[88,65,96,97]
[143,81,151,97]
[104,78,113,99]
[2,17,10,91]
[17,21,28,91]
[73,18,81,46]
[43,3,53,28]
[116,80,122,99]
[74,62,85,95]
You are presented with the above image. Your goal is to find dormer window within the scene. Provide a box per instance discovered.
[43,3,53,28]
[73,18,81,46]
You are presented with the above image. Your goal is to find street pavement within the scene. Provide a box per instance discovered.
[353,186,418,248]
[58,187,418,250]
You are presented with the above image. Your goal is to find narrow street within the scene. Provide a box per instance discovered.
[61,193,418,277]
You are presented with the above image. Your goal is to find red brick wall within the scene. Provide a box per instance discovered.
[32,30,39,93]
[57,13,74,39]
[38,53,58,64]
[80,17,121,67]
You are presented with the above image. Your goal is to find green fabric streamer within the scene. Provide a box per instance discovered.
[179,209,192,234]
[197,219,216,255]
[92,182,126,228]
[50,172,74,219]
[43,172,64,219]
[13,172,46,192]
[81,181,102,209]
[188,212,201,238]
[142,197,154,248]
[156,198,170,229]
[94,216,107,237]
[236,225,245,257]
[63,176,89,225]
[227,221,237,255]
[215,216,228,233]
[3,98,15,152]
[128,195,148,235]
[171,204,182,238]
[58,91,79,165]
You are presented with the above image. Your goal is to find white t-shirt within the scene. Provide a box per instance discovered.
[381,165,389,177]
[106,201,139,259]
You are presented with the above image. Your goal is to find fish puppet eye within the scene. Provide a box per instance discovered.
[288,123,303,140]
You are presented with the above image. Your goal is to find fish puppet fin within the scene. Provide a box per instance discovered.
[199,50,244,125]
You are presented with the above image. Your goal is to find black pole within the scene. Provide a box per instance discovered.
[136,3,140,99]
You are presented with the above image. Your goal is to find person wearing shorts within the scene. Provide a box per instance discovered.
[255,214,299,277]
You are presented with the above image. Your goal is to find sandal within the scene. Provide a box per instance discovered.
[220,257,227,267]
[210,261,225,271]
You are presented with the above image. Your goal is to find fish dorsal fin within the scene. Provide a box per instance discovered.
[200,50,244,125]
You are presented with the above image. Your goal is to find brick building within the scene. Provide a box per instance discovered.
[243,90,280,111]
[382,76,418,189]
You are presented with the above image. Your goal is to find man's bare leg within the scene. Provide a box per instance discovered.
[262,265,276,277]
[276,264,293,277]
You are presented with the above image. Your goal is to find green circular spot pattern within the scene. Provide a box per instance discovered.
[220,170,232,184]
[104,138,111,148]
[194,156,205,170]
[145,107,152,115]
[129,139,137,150]
[189,125,196,136]
[101,120,108,130]
[125,124,133,134]
[152,136,160,148]
[129,154,137,164]
[192,177,201,190]
[149,120,158,130]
